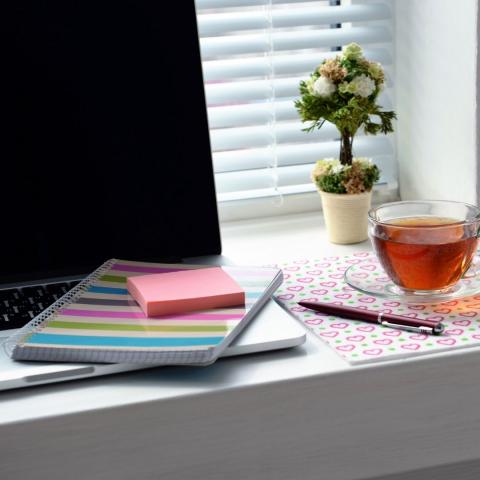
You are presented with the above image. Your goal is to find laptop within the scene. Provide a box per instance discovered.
[0,1,305,390]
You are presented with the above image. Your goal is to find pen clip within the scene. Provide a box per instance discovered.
[380,320,434,335]
[377,311,444,335]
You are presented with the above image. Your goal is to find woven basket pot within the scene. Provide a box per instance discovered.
[319,190,372,244]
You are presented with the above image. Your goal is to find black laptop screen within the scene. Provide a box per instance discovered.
[1,1,221,283]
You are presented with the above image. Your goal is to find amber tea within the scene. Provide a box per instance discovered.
[371,216,479,291]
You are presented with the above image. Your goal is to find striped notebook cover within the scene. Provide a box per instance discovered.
[7,259,283,364]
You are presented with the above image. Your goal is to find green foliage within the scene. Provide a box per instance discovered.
[317,172,348,194]
[295,43,396,165]
[311,158,380,194]
[362,163,381,190]
[363,108,396,135]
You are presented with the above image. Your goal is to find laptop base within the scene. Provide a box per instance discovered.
[0,299,305,391]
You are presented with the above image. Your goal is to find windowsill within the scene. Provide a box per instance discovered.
[221,210,372,265]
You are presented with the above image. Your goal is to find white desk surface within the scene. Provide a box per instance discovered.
[2,213,480,480]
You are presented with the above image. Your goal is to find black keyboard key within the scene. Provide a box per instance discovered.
[28,288,45,298]
[3,306,19,316]
[12,301,32,312]
[31,305,45,315]
[20,286,38,296]
[0,290,20,303]
[44,283,64,294]
[32,298,47,307]
[1,313,32,330]
[0,281,75,331]
[0,290,14,301]
[37,294,53,304]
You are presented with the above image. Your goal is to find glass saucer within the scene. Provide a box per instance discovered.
[344,254,480,304]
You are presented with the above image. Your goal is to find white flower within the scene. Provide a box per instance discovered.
[306,76,316,95]
[331,164,344,174]
[354,157,372,167]
[343,43,363,61]
[368,62,384,82]
[349,74,376,98]
[312,76,336,97]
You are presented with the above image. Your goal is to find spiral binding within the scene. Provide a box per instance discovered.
[4,258,116,357]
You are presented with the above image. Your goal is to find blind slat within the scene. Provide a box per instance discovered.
[218,180,397,203]
[198,4,390,37]
[209,99,394,151]
[205,73,392,105]
[209,121,356,151]
[202,48,392,82]
[196,0,344,10]
[215,155,395,195]
[208,90,393,129]
[200,25,391,58]
[213,136,394,172]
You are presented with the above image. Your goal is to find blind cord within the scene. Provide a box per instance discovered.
[265,0,284,206]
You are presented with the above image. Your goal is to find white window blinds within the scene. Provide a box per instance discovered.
[195,0,396,211]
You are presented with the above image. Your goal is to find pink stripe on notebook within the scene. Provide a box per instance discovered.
[111,264,194,274]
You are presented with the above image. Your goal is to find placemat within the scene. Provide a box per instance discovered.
[274,252,480,364]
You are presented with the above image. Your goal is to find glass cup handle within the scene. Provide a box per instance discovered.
[463,251,480,279]
[463,223,480,278]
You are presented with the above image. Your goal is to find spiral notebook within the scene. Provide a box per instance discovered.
[7,259,283,364]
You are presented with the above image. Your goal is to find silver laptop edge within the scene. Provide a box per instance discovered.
[0,298,305,391]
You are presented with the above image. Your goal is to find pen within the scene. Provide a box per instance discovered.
[298,301,444,335]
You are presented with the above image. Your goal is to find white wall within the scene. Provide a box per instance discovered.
[395,0,478,204]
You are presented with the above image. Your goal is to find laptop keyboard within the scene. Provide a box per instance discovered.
[0,281,80,331]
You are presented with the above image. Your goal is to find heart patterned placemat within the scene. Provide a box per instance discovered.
[274,252,480,364]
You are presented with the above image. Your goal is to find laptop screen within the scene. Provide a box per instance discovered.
[1,1,221,283]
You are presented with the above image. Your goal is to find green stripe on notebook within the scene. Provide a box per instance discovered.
[99,274,127,283]
[47,321,230,333]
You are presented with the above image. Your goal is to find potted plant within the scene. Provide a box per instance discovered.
[295,43,396,244]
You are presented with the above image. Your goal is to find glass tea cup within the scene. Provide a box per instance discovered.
[368,200,480,295]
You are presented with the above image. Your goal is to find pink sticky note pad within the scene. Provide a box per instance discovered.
[126,267,245,317]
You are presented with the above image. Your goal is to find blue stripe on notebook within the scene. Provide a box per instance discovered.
[88,286,129,295]
[27,333,224,348]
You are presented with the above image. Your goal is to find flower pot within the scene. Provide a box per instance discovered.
[319,190,372,244]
